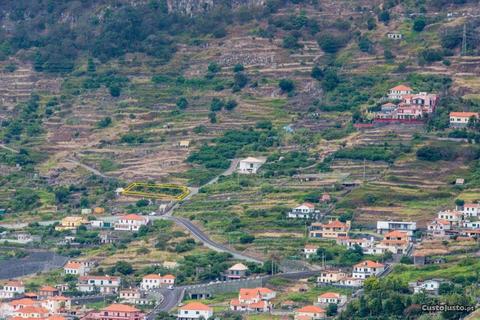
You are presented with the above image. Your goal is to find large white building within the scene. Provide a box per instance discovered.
[353,260,385,279]
[114,214,149,231]
[287,202,319,219]
[237,157,266,174]
[77,275,121,294]
[463,203,480,217]
[140,274,175,290]
[449,112,479,127]
[177,302,213,320]
[376,220,417,236]
[0,281,25,299]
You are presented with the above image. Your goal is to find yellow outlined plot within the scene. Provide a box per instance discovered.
[122,182,190,200]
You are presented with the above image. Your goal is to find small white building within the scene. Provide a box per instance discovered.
[237,157,266,174]
[288,203,320,219]
[337,277,363,288]
[64,261,89,276]
[225,263,248,280]
[140,274,175,290]
[387,32,403,40]
[177,302,213,320]
[77,275,121,294]
[463,203,480,217]
[317,292,347,306]
[0,280,25,299]
[114,214,149,231]
[352,260,385,279]
[449,112,479,127]
[409,279,443,295]
[317,270,347,284]
[304,245,318,259]
[463,221,480,229]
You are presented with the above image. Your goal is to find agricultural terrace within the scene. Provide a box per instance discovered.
[122,182,190,200]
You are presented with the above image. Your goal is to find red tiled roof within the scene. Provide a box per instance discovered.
[324,220,347,228]
[450,112,479,118]
[319,292,340,299]
[354,260,384,268]
[297,305,325,313]
[302,202,315,209]
[102,304,140,312]
[143,274,162,280]
[179,302,212,311]
[464,203,480,208]
[10,298,37,306]
[384,230,408,238]
[119,214,146,221]
[64,261,82,269]
[391,85,412,92]
[16,306,49,314]
[39,286,57,292]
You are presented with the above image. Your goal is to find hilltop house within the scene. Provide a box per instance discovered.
[0,281,25,299]
[84,304,145,320]
[177,302,213,320]
[309,220,351,239]
[380,230,411,254]
[376,220,417,236]
[230,288,276,313]
[463,203,480,217]
[353,260,385,279]
[114,214,149,231]
[225,263,248,280]
[237,157,266,174]
[77,275,121,294]
[55,216,88,231]
[449,112,479,127]
[294,305,326,320]
[437,210,463,227]
[304,245,319,259]
[317,292,347,306]
[140,274,175,290]
[288,203,320,219]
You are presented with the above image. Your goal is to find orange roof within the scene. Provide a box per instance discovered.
[301,202,315,209]
[4,280,24,287]
[433,219,450,225]
[40,286,57,292]
[324,220,347,228]
[384,230,408,238]
[390,85,412,92]
[354,260,384,268]
[47,316,66,320]
[79,275,120,281]
[319,292,340,299]
[102,304,140,313]
[64,261,82,269]
[297,305,325,313]
[179,302,212,311]
[24,293,37,298]
[249,300,268,309]
[450,112,478,118]
[120,214,146,221]
[304,244,318,250]
[257,287,274,294]
[143,274,162,280]
[16,306,49,314]
[49,296,70,301]
[239,288,260,300]
[10,298,36,306]
[464,203,480,208]
[162,274,176,279]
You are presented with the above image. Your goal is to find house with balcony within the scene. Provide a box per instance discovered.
[462,203,480,217]
[437,210,463,227]
[78,276,121,294]
[317,292,347,306]
[237,157,266,174]
[140,274,175,290]
[114,214,149,232]
[294,305,326,320]
[380,230,411,254]
[230,288,276,313]
[427,219,451,238]
[309,220,350,239]
[316,270,347,284]
[352,260,385,279]
[225,263,248,280]
[177,302,213,320]
[0,281,25,299]
[84,304,145,320]
[376,220,417,236]
[288,203,321,220]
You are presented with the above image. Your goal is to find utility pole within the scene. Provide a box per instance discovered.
[461,23,467,56]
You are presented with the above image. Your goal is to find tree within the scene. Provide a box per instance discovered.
[311,66,323,80]
[239,234,255,244]
[367,17,377,30]
[97,117,112,128]
[109,85,121,97]
[413,16,426,32]
[233,72,248,90]
[378,10,390,24]
[326,303,338,316]
[384,49,395,62]
[455,198,464,207]
[208,112,217,123]
[87,57,96,73]
[112,261,133,275]
[283,34,300,49]
[208,62,221,74]
[176,97,189,110]
[317,34,346,54]
[225,99,238,111]
[322,68,339,91]
[233,64,244,73]
[279,79,295,93]
[210,98,224,112]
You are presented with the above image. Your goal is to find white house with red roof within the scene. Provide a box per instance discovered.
[0,281,25,299]
[63,261,89,276]
[140,274,175,290]
[303,244,318,259]
[437,210,463,227]
[114,214,149,231]
[309,220,350,239]
[353,260,385,279]
[41,296,71,314]
[449,112,479,127]
[380,230,411,254]
[388,85,413,100]
[14,306,50,319]
[317,292,347,306]
[427,219,451,237]
[294,305,326,320]
[230,287,276,313]
[77,275,121,294]
[462,203,480,217]
[288,202,320,219]
[177,302,213,320]
[225,263,248,280]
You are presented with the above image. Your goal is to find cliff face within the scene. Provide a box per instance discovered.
[166,0,265,15]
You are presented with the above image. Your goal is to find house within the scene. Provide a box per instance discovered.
[320,192,331,203]
[140,274,175,290]
[455,178,465,185]
[77,275,121,294]
[380,230,410,254]
[463,221,480,229]
[225,263,248,280]
[99,231,120,244]
[336,237,373,250]
[38,286,59,298]
[81,208,92,215]
[114,214,149,231]
[317,292,347,306]
[93,207,105,215]
[55,216,88,231]
[237,157,266,174]
[377,220,417,236]
[14,306,49,319]
[463,203,480,217]
[0,281,25,299]
[230,288,276,312]
[387,32,403,40]
[288,203,320,219]
[178,140,190,148]
[162,261,179,270]
[41,296,71,313]
[85,304,145,320]
[427,219,451,237]
[317,270,347,284]
[353,260,385,279]
[460,229,480,238]
[437,210,463,226]
[309,220,350,239]
[337,277,364,288]
[177,302,213,320]
[119,289,151,305]
[449,112,479,127]
[408,279,443,295]
[388,85,412,100]
[63,261,88,276]
[304,245,318,259]
[294,305,325,320]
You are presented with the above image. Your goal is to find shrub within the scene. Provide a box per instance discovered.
[279,79,295,93]
[239,234,255,244]
[317,34,347,54]
[416,145,457,161]
[413,16,426,32]
[225,99,238,111]
[176,97,189,109]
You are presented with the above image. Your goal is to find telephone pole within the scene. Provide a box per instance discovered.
[461,23,467,56]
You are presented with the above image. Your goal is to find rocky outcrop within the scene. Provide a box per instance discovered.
[166,0,265,15]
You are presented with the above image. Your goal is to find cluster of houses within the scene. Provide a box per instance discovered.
[427,203,480,239]
[373,85,438,122]
[315,260,386,289]
[56,214,150,234]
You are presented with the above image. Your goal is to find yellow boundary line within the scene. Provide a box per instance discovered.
[122,182,190,200]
